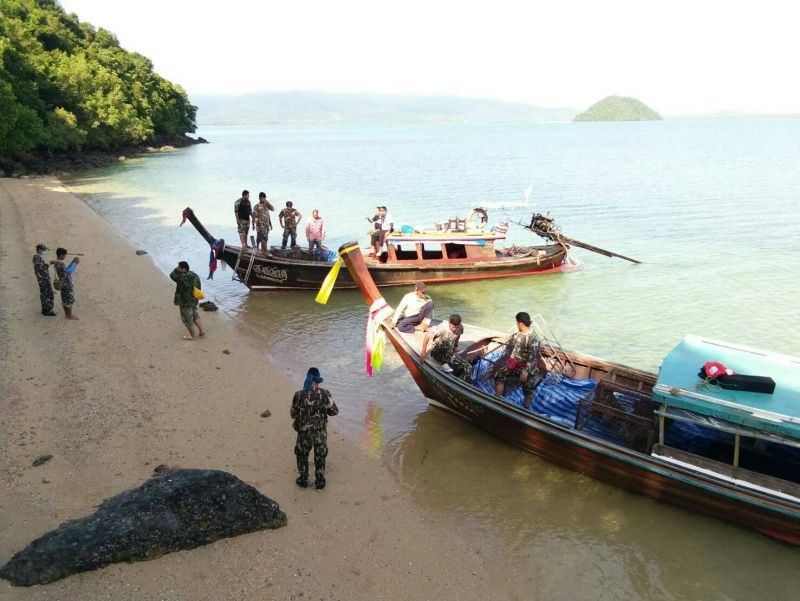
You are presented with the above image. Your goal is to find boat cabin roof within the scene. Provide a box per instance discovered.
[654,335,800,439]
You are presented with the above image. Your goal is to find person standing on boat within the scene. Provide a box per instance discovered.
[233,190,252,248]
[305,209,326,258]
[291,367,339,490]
[366,206,384,256]
[391,281,433,333]
[495,312,541,408]
[253,192,274,255]
[170,261,205,341]
[420,313,473,382]
[51,248,80,320]
[279,201,302,249]
[32,242,56,316]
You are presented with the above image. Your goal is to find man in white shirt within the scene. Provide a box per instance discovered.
[391,281,433,333]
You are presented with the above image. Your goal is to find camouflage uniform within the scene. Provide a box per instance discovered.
[53,259,76,308]
[170,268,201,326]
[234,197,251,235]
[252,201,273,246]
[291,387,339,487]
[279,208,300,248]
[32,251,54,314]
[494,330,541,394]
[429,322,473,383]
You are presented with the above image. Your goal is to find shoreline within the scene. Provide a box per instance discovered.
[0,134,206,178]
[0,177,504,600]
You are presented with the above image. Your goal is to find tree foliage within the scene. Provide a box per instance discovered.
[574,96,662,122]
[0,0,196,158]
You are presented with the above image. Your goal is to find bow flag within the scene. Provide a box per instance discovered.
[208,239,224,280]
[315,243,360,304]
[366,298,393,376]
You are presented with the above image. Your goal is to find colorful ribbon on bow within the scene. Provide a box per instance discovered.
[315,243,360,304]
[366,298,393,376]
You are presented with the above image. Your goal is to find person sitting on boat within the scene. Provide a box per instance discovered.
[420,313,473,382]
[391,281,433,333]
[379,205,393,237]
[494,312,542,408]
[253,192,274,256]
[233,190,252,248]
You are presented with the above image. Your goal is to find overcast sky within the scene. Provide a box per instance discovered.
[58,0,799,115]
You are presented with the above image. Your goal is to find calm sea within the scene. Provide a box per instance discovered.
[66,119,800,599]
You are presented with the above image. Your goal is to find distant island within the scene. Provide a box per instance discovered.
[192,91,578,126]
[574,96,662,122]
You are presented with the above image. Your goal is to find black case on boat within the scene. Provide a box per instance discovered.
[717,374,776,394]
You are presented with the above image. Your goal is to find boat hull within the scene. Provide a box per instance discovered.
[388,329,800,543]
[219,244,568,290]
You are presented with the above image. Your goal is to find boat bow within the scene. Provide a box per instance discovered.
[181,207,216,246]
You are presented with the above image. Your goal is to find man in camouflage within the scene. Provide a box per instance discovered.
[252,192,274,255]
[420,313,473,383]
[494,311,541,408]
[233,189,252,248]
[32,242,56,316]
[291,367,338,490]
[52,247,80,320]
[170,261,205,340]
[278,201,302,249]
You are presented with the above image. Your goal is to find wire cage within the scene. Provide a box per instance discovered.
[575,379,660,453]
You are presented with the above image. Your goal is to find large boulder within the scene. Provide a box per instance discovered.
[0,469,287,586]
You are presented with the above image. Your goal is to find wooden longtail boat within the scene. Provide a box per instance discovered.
[181,207,568,290]
[337,241,800,543]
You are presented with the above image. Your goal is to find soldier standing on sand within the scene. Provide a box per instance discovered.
[32,242,56,316]
[169,261,206,341]
[52,247,80,320]
[291,367,338,490]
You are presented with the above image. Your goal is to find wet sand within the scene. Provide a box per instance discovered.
[0,177,507,600]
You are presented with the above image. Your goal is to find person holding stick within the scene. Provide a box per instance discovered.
[51,248,80,320]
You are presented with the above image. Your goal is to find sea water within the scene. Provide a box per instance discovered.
[66,119,800,599]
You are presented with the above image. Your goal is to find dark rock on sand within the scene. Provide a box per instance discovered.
[32,454,53,467]
[0,469,287,586]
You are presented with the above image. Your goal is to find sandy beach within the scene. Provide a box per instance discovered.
[0,177,510,600]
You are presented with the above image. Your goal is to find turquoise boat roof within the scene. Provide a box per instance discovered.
[654,335,800,440]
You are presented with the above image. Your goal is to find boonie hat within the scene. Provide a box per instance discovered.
[35,242,49,251]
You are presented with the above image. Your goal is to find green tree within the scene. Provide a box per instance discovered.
[0,0,196,160]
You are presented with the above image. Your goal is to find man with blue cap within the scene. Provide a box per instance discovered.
[290,367,339,489]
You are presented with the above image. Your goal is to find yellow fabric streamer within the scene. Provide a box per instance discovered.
[370,326,385,372]
[315,257,342,304]
[315,244,360,305]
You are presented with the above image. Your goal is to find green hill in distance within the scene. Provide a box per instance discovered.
[192,91,578,125]
[574,96,662,122]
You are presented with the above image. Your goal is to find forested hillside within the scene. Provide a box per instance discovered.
[0,0,196,169]
[574,96,662,121]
